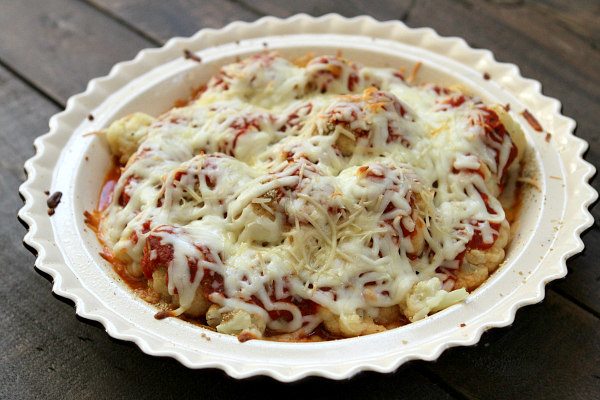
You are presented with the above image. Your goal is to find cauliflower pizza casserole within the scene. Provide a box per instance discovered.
[86,52,527,342]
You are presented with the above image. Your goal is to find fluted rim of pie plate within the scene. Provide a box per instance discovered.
[18,14,597,381]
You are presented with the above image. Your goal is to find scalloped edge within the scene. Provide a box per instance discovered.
[18,14,597,382]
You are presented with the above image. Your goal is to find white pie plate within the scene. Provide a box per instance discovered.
[19,14,596,381]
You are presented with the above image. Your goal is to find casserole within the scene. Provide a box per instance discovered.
[19,14,596,380]
[91,52,527,341]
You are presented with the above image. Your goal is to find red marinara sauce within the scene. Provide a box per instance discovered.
[98,165,121,211]
[85,163,147,290]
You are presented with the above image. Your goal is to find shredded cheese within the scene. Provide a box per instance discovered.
[96,53,526,339]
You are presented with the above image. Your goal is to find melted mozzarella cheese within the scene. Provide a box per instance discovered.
[98,53,525,337]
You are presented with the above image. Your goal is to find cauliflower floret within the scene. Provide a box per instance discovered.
[180,289,210,318]
[151,268,170,299]
[455,220,510,291]
[373,305,402,326]
[105,112,155,164]
[150,266,211,318]
[150,268,209,317]
[335,131,356,156]
[206,305,266,341]
[453,263,489,292]
[404,277,468,322]
[238,189,286,245]
[233,202,286,245]
[319,307,385,337]
[361,290,402,327]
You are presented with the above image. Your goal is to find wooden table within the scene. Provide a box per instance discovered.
[2,1,598,398]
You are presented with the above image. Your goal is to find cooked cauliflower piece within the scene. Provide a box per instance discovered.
[455,220,510,291]
[206,306,266,340]
[404,278,468,322]
[105,112,156,164]
[319,307,385,337]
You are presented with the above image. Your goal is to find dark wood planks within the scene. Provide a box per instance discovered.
[0,65,67,400]
[0,0,153,103]
[533,0,600,45]
[553,227,600,319]
[86,0,416,44]
[232,0,415,22]
[428,291,600,399]
[87,0,260,44]
[1,1,598,399]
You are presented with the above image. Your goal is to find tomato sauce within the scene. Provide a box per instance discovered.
[99,247,147,290]
[467,222,501,251]
[98,165,120,211]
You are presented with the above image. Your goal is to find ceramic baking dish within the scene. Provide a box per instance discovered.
[18,14,596,381]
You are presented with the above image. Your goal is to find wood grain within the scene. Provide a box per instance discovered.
[0,65,63,399]
[87,0,260,44]
[86,0,416,44]
[428,291,600,399]
[1,1,598,398]
[233,0,415,21]
[0,0,152,102]
[528,0,599,45]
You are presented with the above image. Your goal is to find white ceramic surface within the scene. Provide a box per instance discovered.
[19,14,596,381]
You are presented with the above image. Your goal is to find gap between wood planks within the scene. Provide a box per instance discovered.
[82,0,163,45]
[552,283,600,320]
[0,58,63,109]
